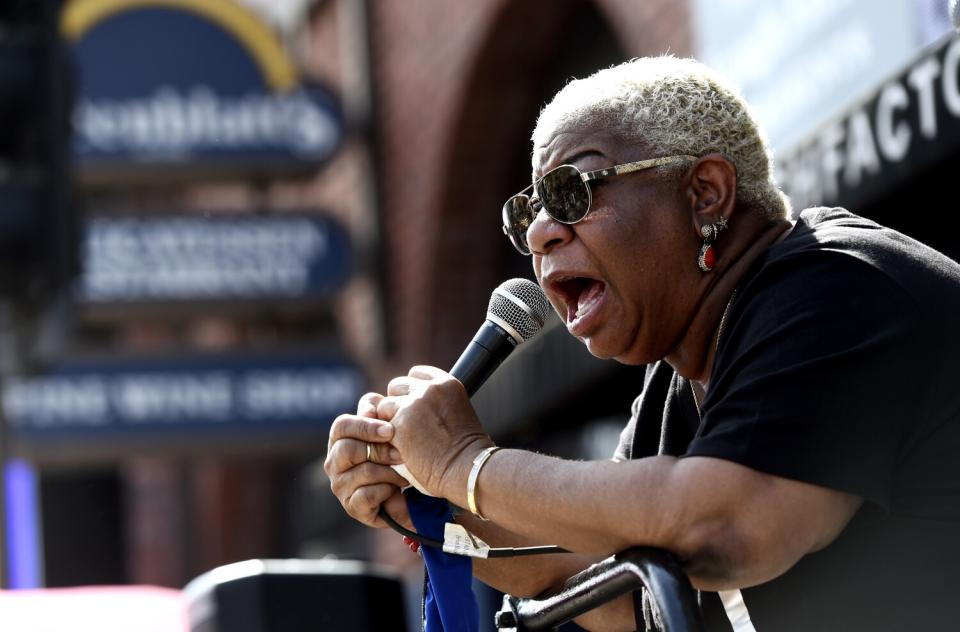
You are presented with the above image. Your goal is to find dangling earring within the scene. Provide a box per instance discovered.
[697,217,728,272]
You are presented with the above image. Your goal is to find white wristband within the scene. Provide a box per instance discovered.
[466,446,502,520]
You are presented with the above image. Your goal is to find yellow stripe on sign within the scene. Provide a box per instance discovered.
[61,0,298,92]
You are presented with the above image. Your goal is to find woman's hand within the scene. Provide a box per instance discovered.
[376,365,494,500]
[324,392,412,529]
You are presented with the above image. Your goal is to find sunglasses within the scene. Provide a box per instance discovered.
[501,155,696,255]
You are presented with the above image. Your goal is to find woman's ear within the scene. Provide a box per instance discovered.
[687,154,737,236]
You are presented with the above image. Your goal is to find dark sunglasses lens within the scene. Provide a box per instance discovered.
[536,165,589,223]
[502,195,535,253]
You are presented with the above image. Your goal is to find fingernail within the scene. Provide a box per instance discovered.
[377,424,393,437]
[389,448,401,461]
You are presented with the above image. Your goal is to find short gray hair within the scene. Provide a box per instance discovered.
[533,56,790,219]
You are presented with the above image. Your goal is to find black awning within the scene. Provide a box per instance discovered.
[777,34,960,212]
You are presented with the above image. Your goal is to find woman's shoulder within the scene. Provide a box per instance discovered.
[756,207,960,309]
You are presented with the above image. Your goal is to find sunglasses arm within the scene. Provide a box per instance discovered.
[580,155,698,182]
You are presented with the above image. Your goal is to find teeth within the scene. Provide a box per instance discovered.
[576,293,599,317]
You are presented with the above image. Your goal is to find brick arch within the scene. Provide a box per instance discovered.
[371,0,689,368]
[426,0,629,367]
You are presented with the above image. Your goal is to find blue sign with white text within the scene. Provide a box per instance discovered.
[5,352,364,450]
[80,214,353,303]
[63,0,343,176]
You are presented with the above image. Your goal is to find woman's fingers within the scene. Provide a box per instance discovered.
[347,483,402,527]
[329,462,410,525]
[325,438,403,476]
[357,392,384,417]
[376,396,401,421]
[328,414,393,449]
[380,490,413,530]
[408,365,448,380]
[386,376,413,396]
[386,367,450,396]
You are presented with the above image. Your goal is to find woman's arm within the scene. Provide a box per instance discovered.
[376,366,863,591]
[452,449,862,591]
[458,514,637,632]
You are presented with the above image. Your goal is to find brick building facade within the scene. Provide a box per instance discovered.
[43,0,694,592]
[367,0,691,371]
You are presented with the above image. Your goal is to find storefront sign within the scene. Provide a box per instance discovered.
[777,35,960,210]
[5,353,363,451]
[80,214,352,303]
[692,0,947,150]
[62,0,343,177]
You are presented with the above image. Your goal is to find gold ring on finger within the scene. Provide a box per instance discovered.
[366,443,374,462]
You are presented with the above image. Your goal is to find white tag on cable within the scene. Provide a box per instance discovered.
[392,464,433,496]
[442,522,491,558]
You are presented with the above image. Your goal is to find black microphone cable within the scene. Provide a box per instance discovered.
[378,504,570,558]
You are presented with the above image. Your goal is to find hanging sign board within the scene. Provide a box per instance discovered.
[692,0,942,151]
[777,34,960,211]
[5,352,363,459]
[62,0,344,180]
[79,214,352,304]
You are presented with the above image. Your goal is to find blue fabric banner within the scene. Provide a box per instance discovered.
[405,489,479,632]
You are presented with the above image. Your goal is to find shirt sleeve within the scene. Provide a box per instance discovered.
[685,251,923,510]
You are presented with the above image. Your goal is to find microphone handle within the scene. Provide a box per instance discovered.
[450,320,519,397]
[388,319,520,497]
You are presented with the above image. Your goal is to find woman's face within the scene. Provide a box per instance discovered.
[529,126,702,365]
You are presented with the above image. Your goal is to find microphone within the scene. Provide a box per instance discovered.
[450,277,551,396]
[392,278,550,494]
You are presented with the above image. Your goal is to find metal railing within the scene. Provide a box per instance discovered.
[494,547,704,631]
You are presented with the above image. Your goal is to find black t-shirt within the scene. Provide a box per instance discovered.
[615,208,960,631]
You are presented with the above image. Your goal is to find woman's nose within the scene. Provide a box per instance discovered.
[526,208,574,255]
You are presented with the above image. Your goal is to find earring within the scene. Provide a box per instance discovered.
[697,217,728,272]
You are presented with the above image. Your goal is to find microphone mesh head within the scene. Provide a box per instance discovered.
[487,278,550,342]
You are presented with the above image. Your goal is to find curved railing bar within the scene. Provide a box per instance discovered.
[494,547,704,631]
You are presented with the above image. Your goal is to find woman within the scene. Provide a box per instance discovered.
[325,56,960,631]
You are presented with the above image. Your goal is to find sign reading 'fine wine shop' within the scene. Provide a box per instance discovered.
[6,352,364,457]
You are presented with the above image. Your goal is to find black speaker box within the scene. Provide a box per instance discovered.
[185,559,408,632]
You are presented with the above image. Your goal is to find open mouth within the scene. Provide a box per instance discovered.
[551,276,607,330]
